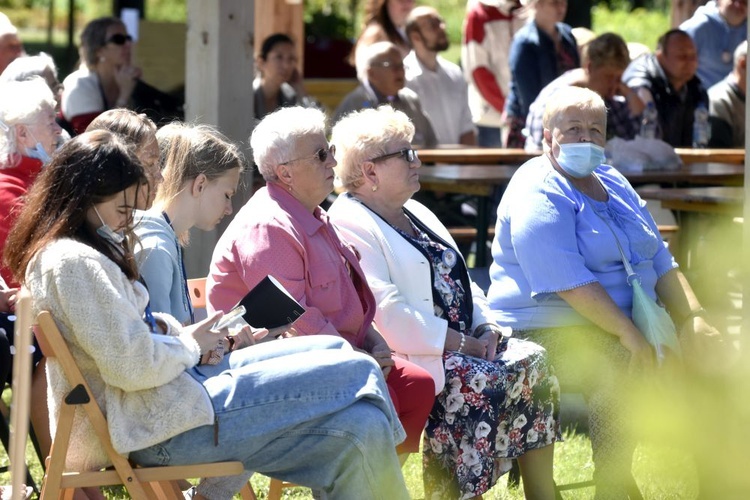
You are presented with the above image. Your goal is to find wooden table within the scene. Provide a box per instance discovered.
[622,162,745,186]
[417,147,745,166]
[637,186,744,268]
[418,163,745,266]
[418,148,537,165]
[419,166,517,266]
[637,186,743,216]
[673,148,745,165]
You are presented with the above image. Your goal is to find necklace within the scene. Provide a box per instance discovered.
[390,211,416,236]
[348,193,416,236]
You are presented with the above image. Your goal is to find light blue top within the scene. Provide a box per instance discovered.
[680,1,747,88]
[133,209,193,325]
[487,156,677,330]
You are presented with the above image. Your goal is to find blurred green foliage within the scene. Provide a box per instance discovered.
[1,1,672,73]
[592,5,671,51]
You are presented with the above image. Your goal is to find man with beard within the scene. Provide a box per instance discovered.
[404,6,476,145]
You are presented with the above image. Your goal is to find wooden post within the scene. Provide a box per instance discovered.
[184,0,255,279]
[743,25,749,356]
[671,0,702,28]
[254,0,305,73]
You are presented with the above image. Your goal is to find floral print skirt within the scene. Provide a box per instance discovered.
[423,337,561,500]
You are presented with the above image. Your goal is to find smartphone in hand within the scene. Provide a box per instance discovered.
[211,305,246,332]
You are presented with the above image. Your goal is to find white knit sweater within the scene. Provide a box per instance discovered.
[26,238,211,471]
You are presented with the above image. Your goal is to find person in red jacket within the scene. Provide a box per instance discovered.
[462,0,531,147]
[0,78,61,287]
[0,78,62,497]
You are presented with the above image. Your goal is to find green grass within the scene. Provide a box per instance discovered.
[0,427,702,499]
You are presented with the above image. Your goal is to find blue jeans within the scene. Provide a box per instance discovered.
[129,336,408,500]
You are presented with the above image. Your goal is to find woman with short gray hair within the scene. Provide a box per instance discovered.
[250,106,327,182]
[330,105,560,500]
[208,106,435,463]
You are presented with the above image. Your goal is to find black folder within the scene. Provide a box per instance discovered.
[236,275,305,329]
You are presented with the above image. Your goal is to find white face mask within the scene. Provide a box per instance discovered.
[93,206,125,245]
[553,139,606,178]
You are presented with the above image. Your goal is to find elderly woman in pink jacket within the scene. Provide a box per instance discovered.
[206,106,435,463]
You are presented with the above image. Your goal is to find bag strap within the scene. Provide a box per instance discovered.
[591,207,640,286]
[567,173,640,285]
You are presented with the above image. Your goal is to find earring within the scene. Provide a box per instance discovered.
[372,185,378,192]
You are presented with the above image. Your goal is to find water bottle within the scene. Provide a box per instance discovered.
[692,103,711,148]
[640,102,658,139]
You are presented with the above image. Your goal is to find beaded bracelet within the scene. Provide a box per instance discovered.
[457,333,466,354]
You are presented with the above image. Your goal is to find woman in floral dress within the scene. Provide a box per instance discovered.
[329,105,561,500]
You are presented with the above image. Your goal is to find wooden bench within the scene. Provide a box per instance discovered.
[448,226,495,244]
[305,78,358,113]
[448,225,680,245]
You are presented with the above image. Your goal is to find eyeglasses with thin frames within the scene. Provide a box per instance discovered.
[281,144,336,165]
[370,148,419,164]
[370,60,405,71]
[107,34,133,46]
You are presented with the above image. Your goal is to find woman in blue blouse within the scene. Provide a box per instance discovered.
[488,86,719,499]
[504,0,578,148]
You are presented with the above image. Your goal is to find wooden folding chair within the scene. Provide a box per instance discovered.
[186,277,207,310]
[8,288,37,496]
[34,310,254,500]
[186,278,299,500]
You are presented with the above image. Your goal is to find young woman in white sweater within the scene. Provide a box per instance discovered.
[5,130,410,500]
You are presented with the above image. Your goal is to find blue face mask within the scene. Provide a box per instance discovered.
[554,140,606,178]
[25,142,52,164]
[93,206,125,245]
[23,127,55,164]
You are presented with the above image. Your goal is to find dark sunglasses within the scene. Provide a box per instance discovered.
[370,148,418,163]
[106,34,133,46]
[281,144,335,165]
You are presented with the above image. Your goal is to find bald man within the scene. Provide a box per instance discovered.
[708,40,746,147]
[334,41,437,147]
